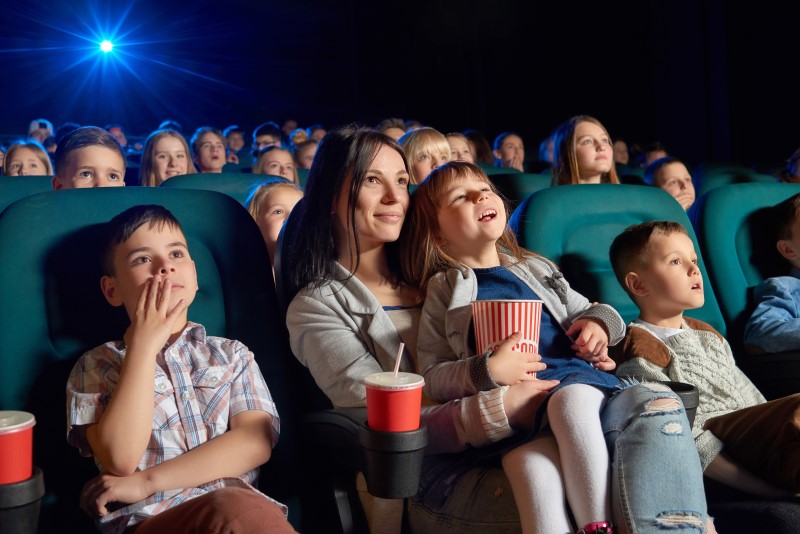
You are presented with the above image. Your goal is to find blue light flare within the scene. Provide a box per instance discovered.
[99,40,113,53]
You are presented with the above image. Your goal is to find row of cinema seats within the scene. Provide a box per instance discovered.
[0,174,798,532]
[0,187,412,534]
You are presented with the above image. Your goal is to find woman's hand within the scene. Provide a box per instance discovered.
[503,379,560,430]
[487,331,547,385]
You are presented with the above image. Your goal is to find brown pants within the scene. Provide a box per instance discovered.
[704,393,800,492]
[129,487,298,534]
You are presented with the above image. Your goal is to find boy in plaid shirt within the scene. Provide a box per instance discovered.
[67,205,296,534]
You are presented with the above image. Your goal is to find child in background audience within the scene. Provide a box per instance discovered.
[446,132,475,163]
[551,115,621,186]
[4,139,53,176]
[293,139,318,170]
[190,127,226,174]
[246,178,304,265]
[67,205,296,534]
[398,126,451,184]
[464,129,494,166]
[493,131,525,172]
[223,124,247,165]
[305,123,327,142]
[637,142,669,168]
[254,146,299,183]
[613,139,630,165]
[375,117,407,141]
[644,156,696,211]
[252,122,283,165]
[53,126,126,190]
[745,193,800,352]
[139,129,197,187]
[609,221,800,498]
[28,118,54,144]
[403,161,712,534]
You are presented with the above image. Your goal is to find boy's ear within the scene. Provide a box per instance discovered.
[52,175,63,191]
[624,272,649,298]
[100,276,124,307]
[776,239,798,262]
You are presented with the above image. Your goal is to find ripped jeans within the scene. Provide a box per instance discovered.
[603,381,707,533]
[409,381,709,534]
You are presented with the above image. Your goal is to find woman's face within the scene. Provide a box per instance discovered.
[152,136,189,185]
[574,121,613,183]
[333,145,410,255]
[5,147,45,176]
[195,132,225,173]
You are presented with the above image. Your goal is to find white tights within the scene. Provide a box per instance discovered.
[502,384,610,534]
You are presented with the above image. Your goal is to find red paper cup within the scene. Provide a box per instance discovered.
[365,372,425,432]
[471,299,543,359]
[0,411,35,484]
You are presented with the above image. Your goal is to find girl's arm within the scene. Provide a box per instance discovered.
[418,273,493,401]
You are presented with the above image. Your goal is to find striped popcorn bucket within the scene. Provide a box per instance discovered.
[471,300,543,357]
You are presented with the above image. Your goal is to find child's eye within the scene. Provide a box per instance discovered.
[176,153,185,159]
[692,258,698,264]
[397,177,408,186]
[670,258,681,265]
[418,154,429,162]
[170,250,185,259]
[272,209,285,215]
[79,171,92,178]
[109,174,121,181]
[132,256,150,265]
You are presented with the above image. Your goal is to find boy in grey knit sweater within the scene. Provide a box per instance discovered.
[608,220,799,498]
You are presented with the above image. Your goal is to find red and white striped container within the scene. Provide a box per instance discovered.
[471,300,543,358]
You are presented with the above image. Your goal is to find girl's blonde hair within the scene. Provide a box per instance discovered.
[401,161,532,297]
[398,127,452,184]
[551,115,620,186]
[245,177,303,221]
[3,139,53,175]
[139,129,196,187]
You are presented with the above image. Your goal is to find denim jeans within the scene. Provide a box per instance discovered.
[408,382,708,534]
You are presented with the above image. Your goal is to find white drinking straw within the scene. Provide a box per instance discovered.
[393,342,405,378]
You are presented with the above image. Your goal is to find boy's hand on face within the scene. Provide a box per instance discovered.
[80,472,150,517]
[487,331,547,385]
[124,274,187,355]
[566,318,611,365]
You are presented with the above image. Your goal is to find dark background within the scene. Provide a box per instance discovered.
[1,0,797,171]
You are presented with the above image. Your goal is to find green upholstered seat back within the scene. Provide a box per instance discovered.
[695,169,777,198]
[488,172,551,209]
[0,175,53,213]
[158,171,287,205]
[509,184,726,333]
[693,182,800,344]
[0,187,301,530]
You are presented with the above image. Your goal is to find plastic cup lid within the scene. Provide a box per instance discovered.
[0,411,36,434]
[365,372,425,390]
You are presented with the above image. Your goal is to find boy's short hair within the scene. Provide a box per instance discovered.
[55,126,126,175]
[643,156,682,186]
[609,220,688,298]
[102,205,185,276]
[189,126,224,159]
[223,124,244,138]
[252,122,281,143]
[772,193,800,243]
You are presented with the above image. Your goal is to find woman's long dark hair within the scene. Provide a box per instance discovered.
[287,125,410,292]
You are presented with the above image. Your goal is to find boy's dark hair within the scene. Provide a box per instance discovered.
[55,126,126,175]
[643,156,683,185]
[773,193,800,243]
[55,122,81,143]
[252,122,281,143]
[609,221,688,299]
[158,119,183,133]
[102,205,185,276]
[223,124,245,138]
[189,126,224,159]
